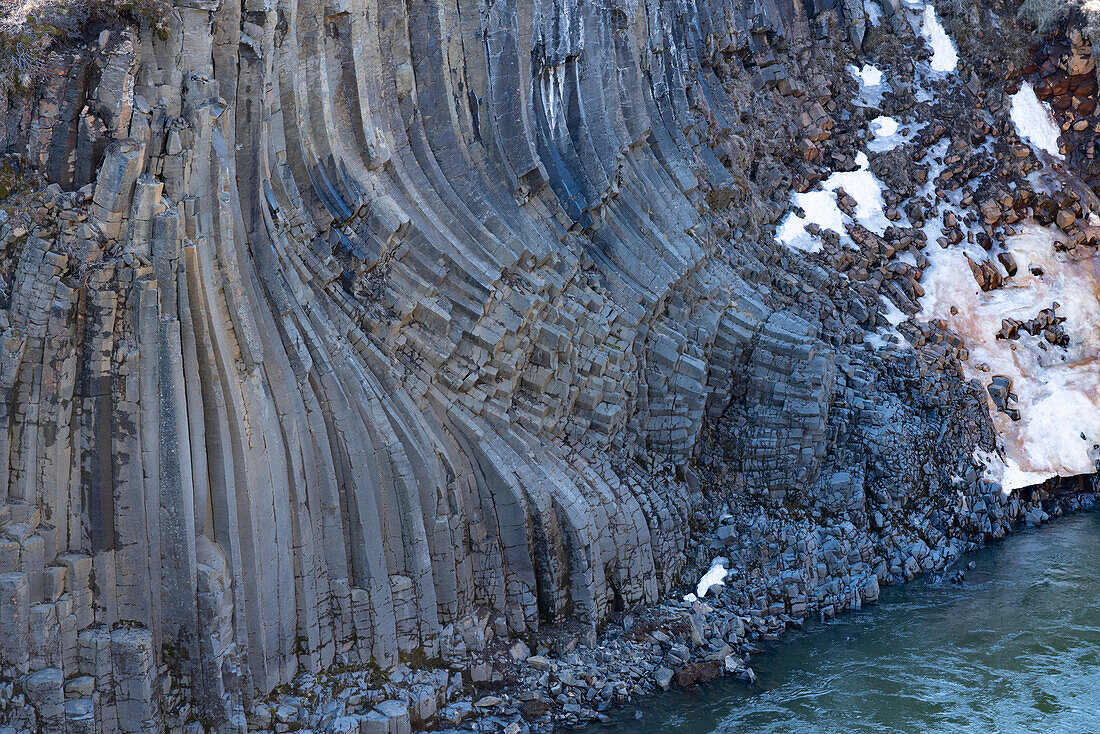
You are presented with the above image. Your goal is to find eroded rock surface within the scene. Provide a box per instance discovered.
[0,0,1097,731]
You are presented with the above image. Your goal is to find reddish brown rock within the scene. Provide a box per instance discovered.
[673,661,723,687]
[967,255,1003,291]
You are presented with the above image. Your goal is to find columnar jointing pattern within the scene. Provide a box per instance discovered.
[0,0,937,729]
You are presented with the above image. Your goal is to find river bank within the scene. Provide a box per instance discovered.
[524,481,1098,731]
[243,480,1095,734]
[581,507,1100,733]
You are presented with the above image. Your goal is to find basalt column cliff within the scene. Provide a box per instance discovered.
[0,0,1064,730]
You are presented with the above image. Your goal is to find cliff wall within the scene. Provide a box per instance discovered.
[0,0,1089,730]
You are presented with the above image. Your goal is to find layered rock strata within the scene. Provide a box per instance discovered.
[0,0,1096,731]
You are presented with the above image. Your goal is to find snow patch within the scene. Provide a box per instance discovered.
[777,192,844,253]
[689,557,729,600]
[1010,82,1064,160]
[851,63,882,87]
[777,152,891,252]
[849,64,887,106]
[896,249,918,267]
[880,294,908,326]
[865,295,912,350]
[871,115,899,138]
[921,5,958,74]
[972,447,1012,493]
[867,115,923,152]
[921,223,1100,490]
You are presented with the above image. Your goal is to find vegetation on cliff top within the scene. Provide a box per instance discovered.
[1017,0,1100,47]
[0,0,171,90]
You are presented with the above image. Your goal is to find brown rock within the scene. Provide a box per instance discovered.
[1033,196,1058,225]
[980,199,1002,225]
[1055,209,1076,230]
[967,255,1003,291]
[799,139,821,162]
[1068,30,1096,76]
[673,660,723,687]
[996,319,1020,340]
[1049,74,1071,97]
[1070,73,1097,97]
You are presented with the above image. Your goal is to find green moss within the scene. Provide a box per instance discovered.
[399,646,446,670]
[0,161,25,201]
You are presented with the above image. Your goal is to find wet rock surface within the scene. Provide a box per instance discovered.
[0,0,1097,732]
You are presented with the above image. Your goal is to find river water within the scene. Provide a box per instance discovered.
[585,511,1100,733]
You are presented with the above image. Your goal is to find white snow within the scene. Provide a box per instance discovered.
[777,190,846,252]
[864,330,900,349]
[692,557,729,599]
[921,5,959,74]
[972,447,1013,494]
[896,249,918,267]
[849,64,887,106]
[776,152,891,252]
[851,63,882,87]
[867,115,923,152]
[864,295,912,350]
[1010,82,1064,160]
[871,115,899,138]
[880,294,908,326]
[919,223,1100,491]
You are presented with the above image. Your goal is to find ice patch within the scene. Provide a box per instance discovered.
[777,152,891,252]
[1010,82,1064,160]
[921,5,958,74]
[849,64,887,106]
[896,249,918,267]
[880,294,908,326]
[864,330,903,349]
[852,63,882,87]
[864,0,884,26]
[872,116,899,138]
[777,192,844,253]
[865,295,912,350]
[972,447,1010,491]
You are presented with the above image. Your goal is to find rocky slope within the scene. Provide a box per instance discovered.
[0,0,1097,731]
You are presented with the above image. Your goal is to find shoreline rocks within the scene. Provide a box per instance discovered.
[241,483,1095,733]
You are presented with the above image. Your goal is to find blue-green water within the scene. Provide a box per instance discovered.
[590,511,1100,733]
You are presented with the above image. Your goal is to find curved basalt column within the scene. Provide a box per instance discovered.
[0,0,928,728]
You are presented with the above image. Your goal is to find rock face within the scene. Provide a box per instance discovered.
[0,0,1093,730]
